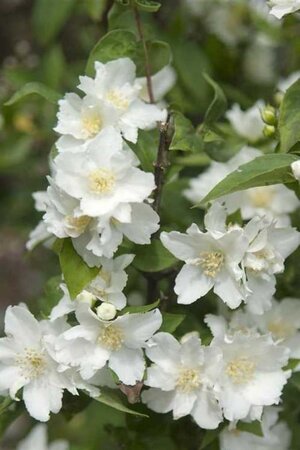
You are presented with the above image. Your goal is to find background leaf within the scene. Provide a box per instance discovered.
[58,239,99,299]
[133,239,177,273]
[279,79,300,153]
[5,82,60,106]
[96,388,149,417]
[202,73,227,127]
[200,153,298,205]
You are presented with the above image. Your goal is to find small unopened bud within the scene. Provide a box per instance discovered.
[261,105,276,125]
[274,91,284,106]
[263,124,276,138]
[291,160,300,181]
[96,302,117,320]
[76,290,96,306]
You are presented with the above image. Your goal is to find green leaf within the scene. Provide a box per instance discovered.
[285,358,300,371]
[290,372,300,390]
[133,239,177,273]
[121,299,160,314]
[200,153,299,205]
[32,0,75,46]
[236,420,264,437]
[160,312,185,333]
[200,428,220,449]
[279,79,300,153]
[127,129,159,172]
[135,0,161,12]
[58,239,99,299]
[39,276,63,317]
[202,73,227,127]
[86,0,107,20]
[5,82,60,106]
[86,29,137,76]
[136,40,171,77]
[169,111,203,152]
[96,388,148,417]
[86,30,171,78]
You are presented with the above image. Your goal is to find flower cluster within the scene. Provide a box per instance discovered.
[3,55,299,449]
[27,57,171,264]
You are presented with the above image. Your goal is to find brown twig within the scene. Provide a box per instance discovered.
[132,3,155,104]
[153,117,171,212]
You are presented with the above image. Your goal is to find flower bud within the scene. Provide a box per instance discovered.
[291,160,300,181]
[96,302,117,321]
[76,290,96,306]
[274,91,284,106]
[263,124,276,138]
[261,105,276,125]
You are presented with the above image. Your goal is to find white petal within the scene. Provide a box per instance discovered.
[118,309,162,348]
[191,391,223,429]
[109,347,145,385]
[175,264,214,304]
[142,388,175,413]
[5,306,41,347]
[23,378,63,422]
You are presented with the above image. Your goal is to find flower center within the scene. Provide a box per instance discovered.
[98,325,123,350]
[176,368,201,393]
[82,113,103,138]
[65,215,91,233]
[106,90,129,109]
[268,320,294,340]
[16,348,46,380]
[226,357,255,384]
[247,187,274,208]
[198,251,224,277]
[88,169,116,194]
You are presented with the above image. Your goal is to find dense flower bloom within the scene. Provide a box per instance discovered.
[17,424,69,450]
[219,407,291,450]
[64,57,167,143]
[54,306,162,385]
[185,147,299,225]
[269,0,300,18]
[161,204,249,308]
[225,102,265,142]
[0,306,98,421]
[211,333,290,421]
[142,332,223,429]
[255,298,300,359]
[54,127,155,217]
[242,217,300,314]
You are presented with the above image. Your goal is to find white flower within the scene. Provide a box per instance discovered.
[278,71,300,92]
[71,202,159,262]
[54,127,155,217]
[142,332,223,429]
[220,407,291,450]
[77,57,167,143]
[225,102,265,142]
[0,306,98,422]
[211,333,290,422]
[291,159,300,180]
[54,306,162,385]
[54,94,119,146]
[29,179,159,262]
[269,0,300,19]
[255,298,300,359]
[243,217,300,314]
[161,204,249,308]
[185,146,299,225]
[135,65,176,103]
[50,254,134,320]
[17,424,69,450]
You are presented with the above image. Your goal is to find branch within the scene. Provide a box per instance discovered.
[153,116,171,213]
[132,4,155,104]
